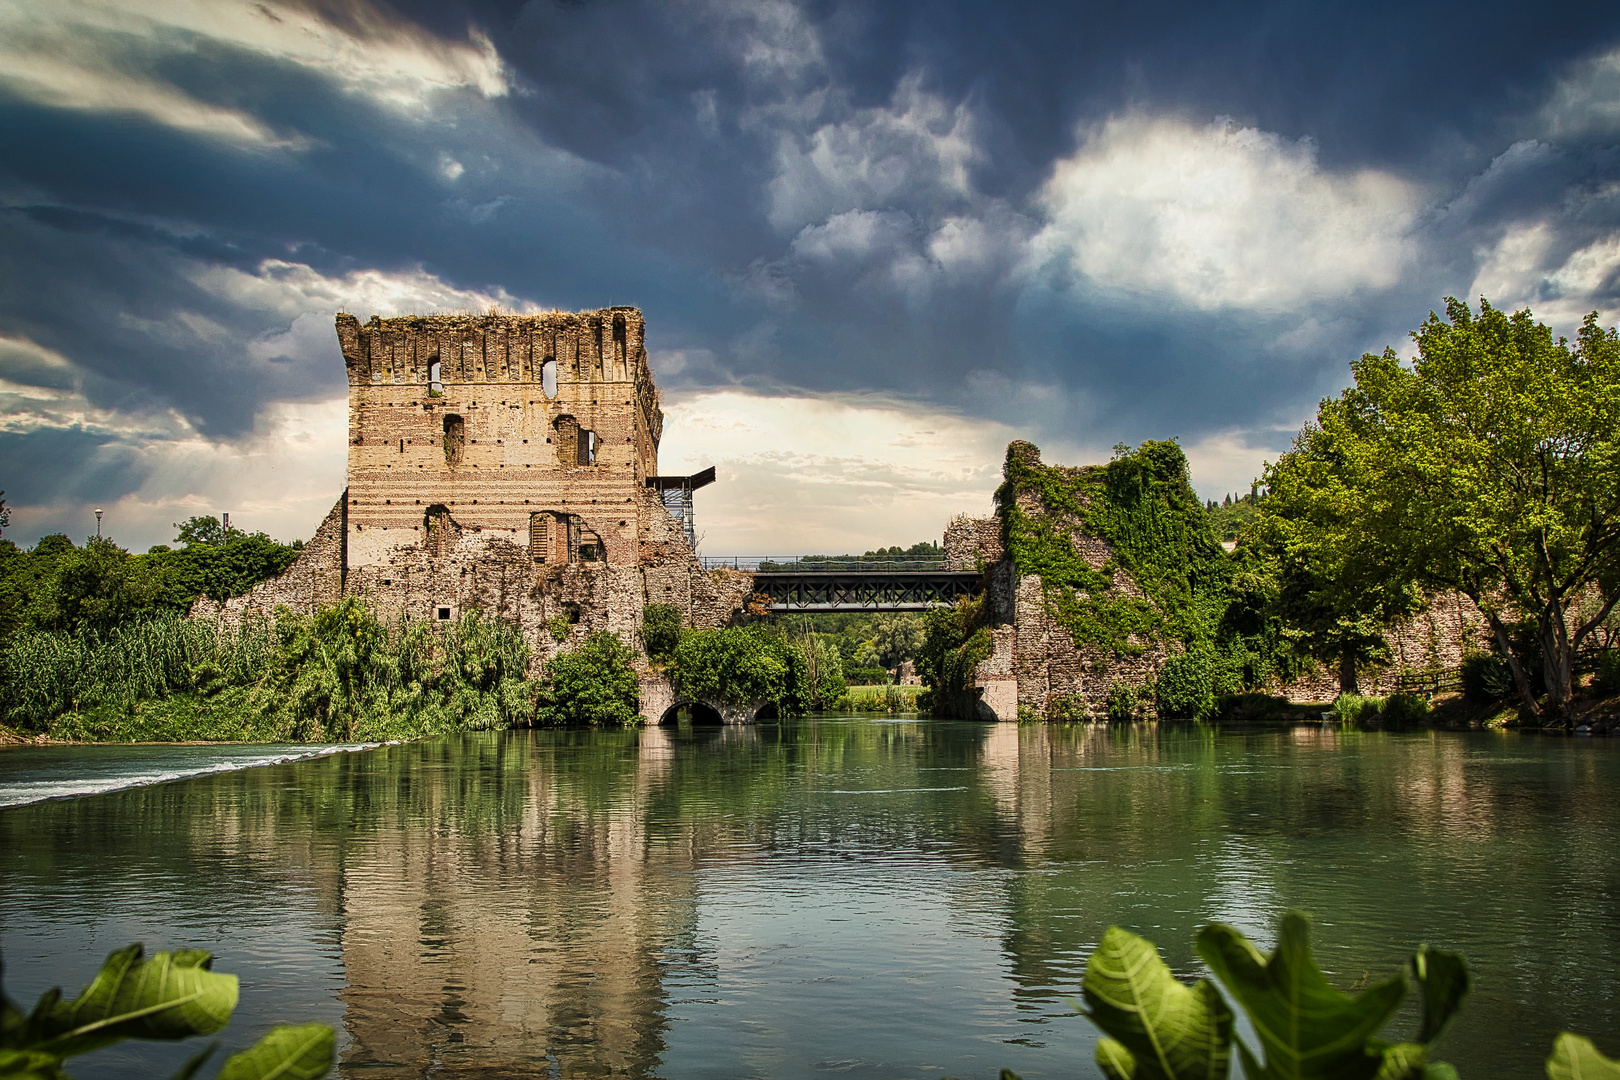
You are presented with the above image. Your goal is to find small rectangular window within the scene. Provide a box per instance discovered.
[436,607,452,620]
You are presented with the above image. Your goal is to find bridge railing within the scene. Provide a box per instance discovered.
[700,556,949,572]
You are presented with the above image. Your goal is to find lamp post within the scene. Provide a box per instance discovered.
[94,507,103,538]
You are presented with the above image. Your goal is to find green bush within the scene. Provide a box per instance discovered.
[1155,650,1215,719]
[533,632,639,727]
[641,603,683,659]
[1381,692,1431,727]
[668,627,795,711]
[1046,692,1091,722]
[1331,692,1382,726]
[1592,649,1620,695]
[0,599,538,741]
[844,666,892,685]
[1461,652,1514,700]
[1105,681,1138,722]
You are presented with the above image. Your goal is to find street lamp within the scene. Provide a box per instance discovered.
[94,508,103,537]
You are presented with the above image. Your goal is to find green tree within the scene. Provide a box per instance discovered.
[668,627,794,711]
[1274,299,1620,719]
[174,515,234,546]
[870,613,924,669]
[1255,436,1419,693]
[533,631,639,727]
[641,603,684,659]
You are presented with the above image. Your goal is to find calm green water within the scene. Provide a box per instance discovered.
[1,719,1616,1079]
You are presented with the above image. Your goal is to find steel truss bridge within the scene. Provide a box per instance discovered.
[699,556,981,612]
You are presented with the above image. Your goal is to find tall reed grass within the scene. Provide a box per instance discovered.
[0,613,275,730]
[0,599,535,742]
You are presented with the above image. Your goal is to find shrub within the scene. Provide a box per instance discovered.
[845,666,892,685]
[641,603,683,659]
[1461,652,1514,701]
[1331,692,1382,726]
[668,627,794,710]
[1046,692,1091,722]
[1155,649,1215,719]
[1592,649,1620,695]
[1105,681,1138,722]
[533,631,639,727]
[1380,692,1431,727]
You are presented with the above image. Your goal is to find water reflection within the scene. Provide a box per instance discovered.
[1,722,1617,1079]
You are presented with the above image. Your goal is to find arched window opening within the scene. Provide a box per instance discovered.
[428,360,442,396]
[529,512,556,563]
[541,356,557,397]
[443,414,465,467]
[553,415,579,466]
[612,315,627,379]
[424,504,456,557]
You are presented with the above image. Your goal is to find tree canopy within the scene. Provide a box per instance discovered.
[1260,298,1620,717]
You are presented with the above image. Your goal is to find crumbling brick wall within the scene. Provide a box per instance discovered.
[192,310,755,718]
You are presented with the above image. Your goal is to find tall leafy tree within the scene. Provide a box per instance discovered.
[1273,299,1620,718]
[1257,425,1419,694]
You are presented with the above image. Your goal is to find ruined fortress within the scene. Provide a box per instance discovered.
[195,309,756,718]
[200,310,1487,724]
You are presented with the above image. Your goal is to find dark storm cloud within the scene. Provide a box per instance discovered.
[5,0,1620,545]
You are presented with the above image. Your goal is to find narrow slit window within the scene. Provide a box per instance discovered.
[428,360,442,395]
[541,357,557,397]
[443,414,465,466]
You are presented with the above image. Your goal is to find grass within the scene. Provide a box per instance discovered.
[836,684,926,713]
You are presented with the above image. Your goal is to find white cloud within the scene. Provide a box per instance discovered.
[1033,115,1422,313]
[1468,219,1620,332]
[764,72,981,232]
[1539,47,1620,139]
[190,259,545,324]
[656,391,1018,553]
[1179,428,1292,501]
[12,399,347,550]
[0,0,509,148]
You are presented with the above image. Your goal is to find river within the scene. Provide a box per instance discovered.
[1,718,1616,1079]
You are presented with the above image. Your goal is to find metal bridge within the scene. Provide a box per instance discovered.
[699,556,980,612]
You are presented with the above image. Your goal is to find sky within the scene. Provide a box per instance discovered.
[6,0,1620,555]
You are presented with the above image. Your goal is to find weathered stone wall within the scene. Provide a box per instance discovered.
[947,483,1495,717]
[1273,592,1492,702]
[944,515,1003,570]
[191,492,347,623]
[193,309,765,721]
[339,309,659,582]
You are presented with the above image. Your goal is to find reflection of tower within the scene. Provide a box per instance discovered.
[335,732,702,1078]
[980,723,1054,857]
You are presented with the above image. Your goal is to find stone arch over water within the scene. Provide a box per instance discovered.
[656,700,725,725]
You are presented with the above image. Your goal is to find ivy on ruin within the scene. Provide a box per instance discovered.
[995,440,1231,656]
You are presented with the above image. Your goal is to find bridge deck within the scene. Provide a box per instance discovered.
[749,570,980,612]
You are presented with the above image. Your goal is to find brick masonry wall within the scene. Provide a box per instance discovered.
[193,310,763,720]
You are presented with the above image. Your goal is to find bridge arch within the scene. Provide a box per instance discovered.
[656,700,725,726]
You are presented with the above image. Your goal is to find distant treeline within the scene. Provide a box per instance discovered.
[0,515,300,644]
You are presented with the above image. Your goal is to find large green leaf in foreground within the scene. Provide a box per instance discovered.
[216,1024,334,1080]
[16,945,237,1059]
[1082,925,1233,1080]
[1546,1034,1620,1080]
[1195,912,1406,1080]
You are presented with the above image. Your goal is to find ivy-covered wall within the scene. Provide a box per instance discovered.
[996,439,1231,657]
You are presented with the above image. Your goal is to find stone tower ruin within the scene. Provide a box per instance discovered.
[195,309,751,668]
